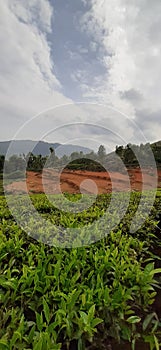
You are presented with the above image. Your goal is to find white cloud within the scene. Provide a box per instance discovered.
[1,0,134,150]
[80,0,161,142]
[0,0,71,140]
[9,0,53,33]
[1,0,161,149]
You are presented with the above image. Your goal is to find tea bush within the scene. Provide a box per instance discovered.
[0,192,161,349]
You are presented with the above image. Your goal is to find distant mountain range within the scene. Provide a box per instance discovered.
[0,140,91,158]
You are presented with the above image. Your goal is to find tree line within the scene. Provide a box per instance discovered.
[115,142,161,167]
[0,145,107,175]
[1,141,161,175]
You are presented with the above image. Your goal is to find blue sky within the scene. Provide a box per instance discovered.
[0,0,161,151]
[48,0,106,100]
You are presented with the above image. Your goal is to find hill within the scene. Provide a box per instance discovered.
[0,140,91,158]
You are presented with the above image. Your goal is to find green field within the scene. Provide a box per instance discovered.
[0,192,161,349]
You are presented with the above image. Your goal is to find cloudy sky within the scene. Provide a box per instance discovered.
[1,0,161,151]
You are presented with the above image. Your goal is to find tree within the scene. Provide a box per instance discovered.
[0,155,4,172]
[61,154,69,165]
[49,147,55,156]
[115,145,124,157]
[70,152,80,162]
[87,151,97,161]
[6,155,25,172]
[48,147,59,167]
[97,145,106,162]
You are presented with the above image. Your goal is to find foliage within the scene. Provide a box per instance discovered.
[1,145,106,173]
[115,141,161,168]
[2,140,161,173]
[0,192,161,349]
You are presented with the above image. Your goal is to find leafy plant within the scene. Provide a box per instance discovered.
[0,192,161,349]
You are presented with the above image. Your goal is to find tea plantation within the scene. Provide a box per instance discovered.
[0,192,161,349]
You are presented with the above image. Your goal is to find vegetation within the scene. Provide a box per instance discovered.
[0,191,161,349]
[1,140,161,174]
[115,141,161,168]
[1,141,161,348]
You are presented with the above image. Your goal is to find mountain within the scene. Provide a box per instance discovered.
[0,140,91,158]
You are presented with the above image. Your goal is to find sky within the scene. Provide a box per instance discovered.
[1,0,161,151]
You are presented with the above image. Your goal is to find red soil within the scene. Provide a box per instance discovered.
[5,168,161,195]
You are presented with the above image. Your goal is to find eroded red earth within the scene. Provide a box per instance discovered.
[5,168,161,194]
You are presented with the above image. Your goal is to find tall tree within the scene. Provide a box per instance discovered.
[98,145,106,162]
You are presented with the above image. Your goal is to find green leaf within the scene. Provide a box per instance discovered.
[150,268,161,275]
[92,318,103,328]
[121,325,131,341]
[144,263,154,275]
[132,338,136,350]
[10,331,22,346]
[69,289,81,309]
[78,338,84,350]
[82,294,86,306]
[80,311,88,325]
[43,298,50,323]
[154,335,160,350]
[88,305,95,321]
[33,336,43,350]
[0,340,9,350]
[143,313,157,331]
[127,316,141,324]
[36,312,43,332]
[28,324,36,343]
